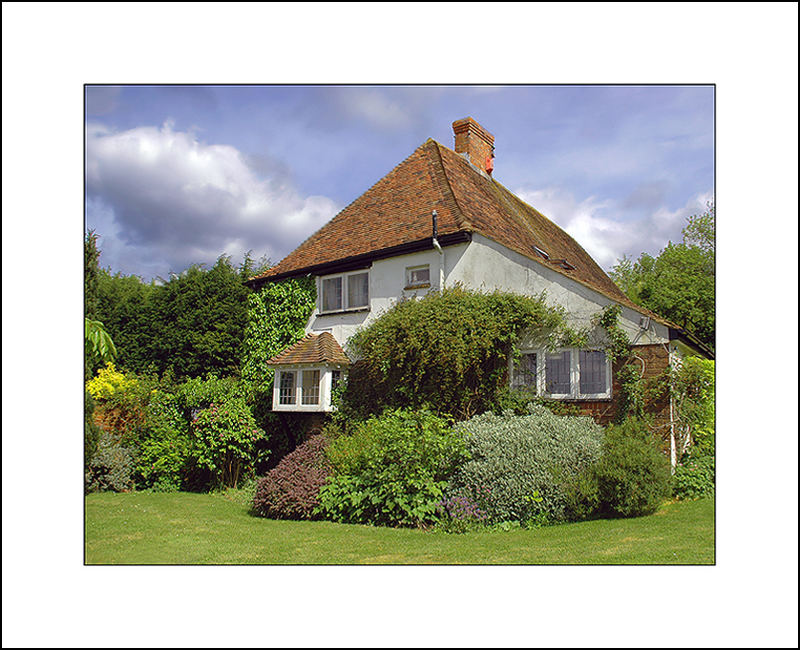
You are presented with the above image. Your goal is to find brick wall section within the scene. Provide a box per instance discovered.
[569,344,672,435]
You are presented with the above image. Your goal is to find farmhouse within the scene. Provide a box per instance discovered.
[247,118,710,433]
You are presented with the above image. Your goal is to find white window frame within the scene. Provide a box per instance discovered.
[272,366,349,412]
[318,270,370,314]
[509,347,612,400]
[405,264,431,289]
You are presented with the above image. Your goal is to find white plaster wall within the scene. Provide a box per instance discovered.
[306,244,470,352]
[447,234,669,345]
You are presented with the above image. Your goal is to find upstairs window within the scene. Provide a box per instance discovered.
[406,264,431,288]
[320,271,369,313]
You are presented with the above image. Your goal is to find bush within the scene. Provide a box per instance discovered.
[135,390,191,491]
[316,409,467,527]
[593,418,672,517]
[191,396,269,489]
[343,286,571,420]
[85,431,136,493]
[435,493,489,534]
[85,390,101,466]
[253,435,331,520]
[448,406,604,524]
[673,453,715,500]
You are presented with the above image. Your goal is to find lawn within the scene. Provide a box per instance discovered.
[85,491,714,564]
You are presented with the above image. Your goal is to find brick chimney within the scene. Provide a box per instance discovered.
[452,117,495,175]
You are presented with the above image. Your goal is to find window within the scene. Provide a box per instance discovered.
[322,277,343,312]
[301,369,320,405]
[347,272,369,308]
[406,264,430,288]
[331,369,342,393]
[579,350,608,395]
[279,371,296,405]
[320,271,369,312]
[545,350,572,395]
[511,352,537,390]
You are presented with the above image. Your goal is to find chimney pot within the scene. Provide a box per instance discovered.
[452,117,495,175]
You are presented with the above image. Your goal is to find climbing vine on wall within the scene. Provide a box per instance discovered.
[241,276,317,392]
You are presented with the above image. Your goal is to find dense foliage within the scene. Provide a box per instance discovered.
[448,406,605,524]
[672,357,715,499]
[316,409,467,527]
[85,431,136,493]
[610,203,715,351]
[95,256,254,379]
[252,435,331,520]
[592,418,673,517]
[343,286,571,420]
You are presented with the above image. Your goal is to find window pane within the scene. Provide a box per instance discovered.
[301,370,320,405]
[347,273,369,308]
[408,266,430,285]
[279,371,295,405]
[322,277,342,311]
[331,370,341,392]
[546,351,571,394]
[579,350,607,395]
[511,353,537,390]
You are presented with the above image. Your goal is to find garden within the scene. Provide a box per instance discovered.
[85,229,715,562]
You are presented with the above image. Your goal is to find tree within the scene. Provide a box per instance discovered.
[611,202,715,351]
[85,230,100,319]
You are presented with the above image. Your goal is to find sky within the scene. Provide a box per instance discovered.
[85,84,714,280]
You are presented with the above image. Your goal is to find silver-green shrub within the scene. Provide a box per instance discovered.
[449,406,604,523]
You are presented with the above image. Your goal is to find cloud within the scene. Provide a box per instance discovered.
[85,122,339,278]
[515,187,713,270]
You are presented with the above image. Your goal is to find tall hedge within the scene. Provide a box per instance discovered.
[344,286,570,420]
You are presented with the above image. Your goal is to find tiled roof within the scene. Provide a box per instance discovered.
[266,332,351,366]
[248,138,666,325]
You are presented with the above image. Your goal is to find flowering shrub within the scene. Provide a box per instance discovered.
[85,362,137,401]
[191,396,268,489]
[316,409,468,527]
[435,494,488,534]
[252,435,331,519]
[449,406,604,523]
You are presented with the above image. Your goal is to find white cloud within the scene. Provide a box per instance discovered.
[515,187,713,270]
[85,122,339,277]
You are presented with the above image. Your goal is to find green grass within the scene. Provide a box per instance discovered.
[85,491,714,564]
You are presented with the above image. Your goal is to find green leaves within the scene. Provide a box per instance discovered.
[343,285,570,420]
[85,318,118,362]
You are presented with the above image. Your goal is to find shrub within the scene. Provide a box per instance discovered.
[191,396,269,489]
[85,431,136,493]
[316,409,467,527]
[673,453,715,500]
[448,406,604,523]
[593,418,672,517]
[135,390,191,491]
[85,362,134,401]
[253,435,331,520]
[85,390,101,467]
[343,286,572,420]
[435,493,489,534]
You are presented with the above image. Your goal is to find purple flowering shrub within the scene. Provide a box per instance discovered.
[253,435,331,520]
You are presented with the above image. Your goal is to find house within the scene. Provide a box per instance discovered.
[246,117,711,446]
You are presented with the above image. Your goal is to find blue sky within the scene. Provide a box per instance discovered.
[85,84,714,280]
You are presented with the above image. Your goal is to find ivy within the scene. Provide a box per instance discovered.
[596,305,646,422]
[240,276,317,393]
